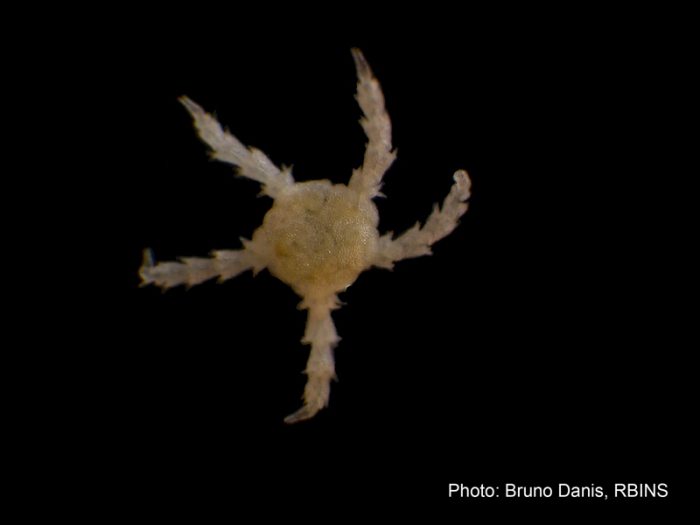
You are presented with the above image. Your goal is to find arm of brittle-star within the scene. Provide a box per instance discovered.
[348,49,396,199]
[373,170,471,268]
[284,297,341,424]
[179,96,294,199]
[138,238,269,291]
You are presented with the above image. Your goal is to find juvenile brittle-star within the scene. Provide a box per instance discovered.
[139,49,471,423]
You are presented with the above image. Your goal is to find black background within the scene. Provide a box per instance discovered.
[67,6,690,512]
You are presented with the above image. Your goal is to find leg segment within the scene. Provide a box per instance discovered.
[348,48,397,199]
[373,170,472,269]
[139,239,268,290]
[284,298,341,424]
[179,96,294,199]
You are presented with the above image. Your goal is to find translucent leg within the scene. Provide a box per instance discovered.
[284,300,340,424]
[139,240,267,291]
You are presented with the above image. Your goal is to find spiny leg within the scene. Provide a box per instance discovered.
[373,170,472,268]
[348,48,397,199]
[284,298,341,424]
[179,96,294,199]
[139,239,268,291]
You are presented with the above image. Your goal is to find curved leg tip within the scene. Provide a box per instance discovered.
[138,248,155,287]
[283,404,322,425]
[351,48,371,78]
[453,169,472,201]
